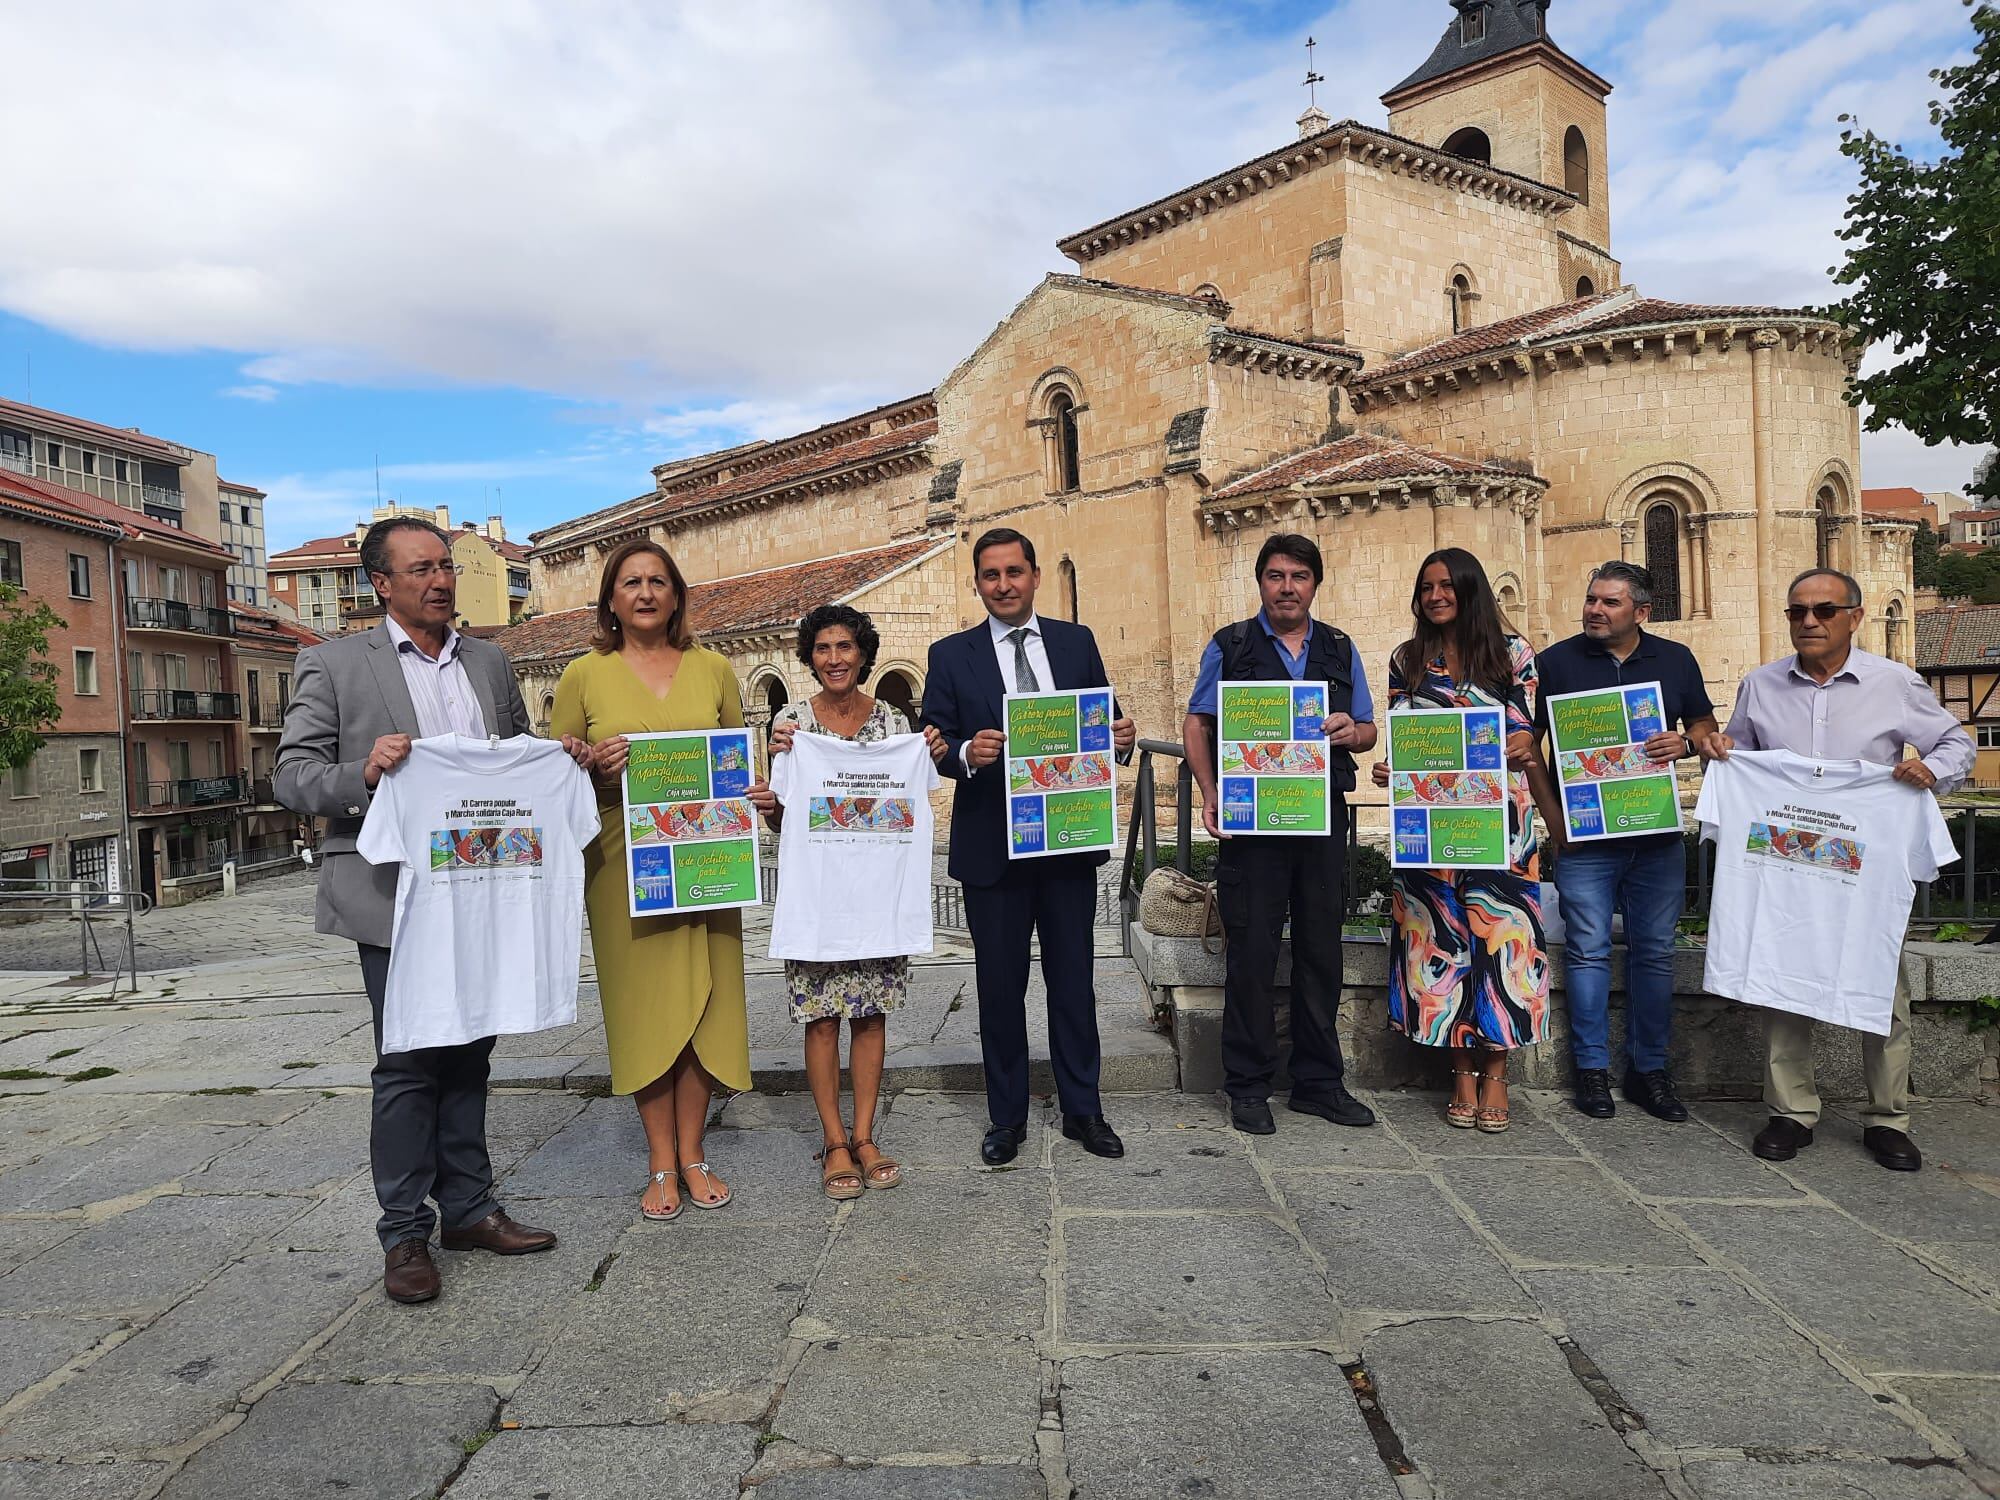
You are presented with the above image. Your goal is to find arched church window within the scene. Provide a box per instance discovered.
[1883,599,1906,662]
[1048,391,1081,494]
[1564,127,1591,203]
[538,692,555,734]
[1442,127,1492,166]
[1192,283,1223,304]
[877,670,918,725]
[1576,275,1596,299]
[1815,483,1840,568]
[1058,557,1079,622]
[1449,273,1477,334]
[1644,503,1682,621]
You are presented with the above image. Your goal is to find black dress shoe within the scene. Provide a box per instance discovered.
[1572,1068,1615,1118]
[980,1125,1027,1166]
[1061,1114,1125,1158]
[1752,1117,1814,1161]
[1862,1125,1923,1172]
[1622,1067,1689,1123]
[1230,1098,1276,1135]
[1287,1084,1376,1128]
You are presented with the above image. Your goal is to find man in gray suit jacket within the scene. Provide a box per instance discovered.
[278,517,589,1304]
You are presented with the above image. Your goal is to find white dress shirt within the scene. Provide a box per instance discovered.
[386,616,489,740]
[966,612,1053,776]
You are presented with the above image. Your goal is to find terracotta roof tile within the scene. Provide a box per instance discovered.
[1918,605,2000,672]
[1863,487,1929,509]
[1210,433,1537,500]
[227,601,325,648]
[0,469,234,558]
[1356,292,1820,388]
[270,533,361,565]
[0,476,125,539]
[483,538,949,666]
[627,421,935,529]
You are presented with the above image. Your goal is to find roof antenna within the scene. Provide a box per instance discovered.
[1298,36,1331,140]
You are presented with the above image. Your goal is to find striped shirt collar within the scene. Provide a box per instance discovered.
[386,614,462,666]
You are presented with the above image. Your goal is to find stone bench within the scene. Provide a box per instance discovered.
[1130,926,2000,1100]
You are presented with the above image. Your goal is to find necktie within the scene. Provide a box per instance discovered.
[1006,627,1041,693]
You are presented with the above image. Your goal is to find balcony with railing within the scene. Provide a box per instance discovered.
[131,772,249,813]
[141,484,185,526]
[247,693,291,729]
[162,840,297,880]
[130,688,242,722]
[0,450,32,476]
[126,597,235,637]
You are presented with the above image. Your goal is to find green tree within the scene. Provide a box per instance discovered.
[1935,545,2000,602]
[1829,2,2000,498]
[1912,517,1941,588]
[0,583,66,769]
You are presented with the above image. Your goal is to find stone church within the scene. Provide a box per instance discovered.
[509,0,1914,744]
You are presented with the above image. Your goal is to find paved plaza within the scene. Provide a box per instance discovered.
[1,880,1998,1498]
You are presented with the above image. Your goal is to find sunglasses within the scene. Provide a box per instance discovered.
[1783,602,1859,623]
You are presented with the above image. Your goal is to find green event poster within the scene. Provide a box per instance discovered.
[621,728,763,917]
[1004,689,1118,860]
[1386,707,1511,871]
[1215,681,1333,838]
[1544,681,1685,842]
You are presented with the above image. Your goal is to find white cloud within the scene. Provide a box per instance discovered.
[220,383,279,402]
[0,0,1981,488]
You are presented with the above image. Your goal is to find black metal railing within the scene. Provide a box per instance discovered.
[247,694,289,727]
[126,597,234,636]
[132,773,249,811]
[129,688,240,721]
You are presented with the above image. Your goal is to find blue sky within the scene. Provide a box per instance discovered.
[0,0,1981,552]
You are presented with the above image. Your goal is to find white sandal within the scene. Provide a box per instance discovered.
[641,1169,683,1222]
[680,1161,733,1210]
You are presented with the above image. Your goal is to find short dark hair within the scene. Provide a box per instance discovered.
[1788,567,1863,607]
[1255,533,1324,586]
[1590,559,1654,609]
[359,517,451,581]
[972,527,1037,571]
[795,603,880,684]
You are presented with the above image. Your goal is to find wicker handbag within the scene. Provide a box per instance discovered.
[1138,866,1222,951]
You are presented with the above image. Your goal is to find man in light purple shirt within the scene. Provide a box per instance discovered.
[1701,567,1972,1174]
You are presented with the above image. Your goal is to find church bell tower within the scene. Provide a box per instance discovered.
[1381,0,1613,252]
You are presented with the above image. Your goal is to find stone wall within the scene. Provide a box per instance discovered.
[0,732,126,884]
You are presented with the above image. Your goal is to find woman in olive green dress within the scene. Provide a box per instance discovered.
[552,538,753,1221]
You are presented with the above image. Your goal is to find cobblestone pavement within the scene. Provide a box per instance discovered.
[0,983,1996,1498]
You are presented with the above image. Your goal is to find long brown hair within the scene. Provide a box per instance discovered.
[591,538,695,653]
[1392,547,1514,700]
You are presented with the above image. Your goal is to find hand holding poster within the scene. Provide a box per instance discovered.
[622,729,762,916]
[1005,689,1118,859]
[1545,682,1683,841]
[1216,681,1331,836]
[1386,708,1510,870]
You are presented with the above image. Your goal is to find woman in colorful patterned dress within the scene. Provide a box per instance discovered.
[747,604,947,1199]
[1371,548,1565,1132]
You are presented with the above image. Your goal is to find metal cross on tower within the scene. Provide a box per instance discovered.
[1302,36,1323,108]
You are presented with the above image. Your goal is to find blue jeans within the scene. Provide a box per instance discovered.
[1554,840,1685,1073]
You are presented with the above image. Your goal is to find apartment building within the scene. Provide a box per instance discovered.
[270,504,531,632]
[232,601,320,870]
[0,471,128,891]
[0,397,224,546]
[219,478,269,606]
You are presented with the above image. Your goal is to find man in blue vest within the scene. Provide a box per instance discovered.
[1183,533,1377,1135]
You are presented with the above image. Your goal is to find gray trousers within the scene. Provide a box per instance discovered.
[358,944,498,1250]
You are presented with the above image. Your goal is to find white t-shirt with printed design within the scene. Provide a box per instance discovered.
[1695,749,1955,1036]
[357,734,601,1053]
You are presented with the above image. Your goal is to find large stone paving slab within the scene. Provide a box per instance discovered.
[1680,1459,1989,1499]
[1061,1350,1399,1500]
[0,1459,168,1499]
[752,1466,1045,1500]
[1772,1140,2000,1245]
[0,1195,296,1316]
[871,1092,1048,1169]
[501,1097,650,1199]
[180,1092,370,1195]
[0,1248,370,1457]
[1673,1204,2000,1375]
[157,1380,496,1500]
[1374,1090,1580,1158]
[0,1319,120,1407]
[1366,1318,1670,1499]
[508,1224,824,1424]
[305,1196,634,1381]
[773,1337,1041,1460]
[1443,1159,1702,1267]
[0,1220,82,1277]
[449,1424,759,1499]
[1556,1109,1807,1201]
[1893,1378,2000,1470]
[806,1173,1047,1339]
[0,1123,255,1212]
[1280,1172,1534,1313]
[1248,1100,1423,1171]
[1052,1132,1271,1213]
[1528,1269,1931,1455]
[1061,1214,1339,1346]
[1919,1240,2000,1296]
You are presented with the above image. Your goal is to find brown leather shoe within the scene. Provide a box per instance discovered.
[440,1209,557,1255]
[384,1239,440,1304]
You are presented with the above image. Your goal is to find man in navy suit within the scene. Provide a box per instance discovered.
[922,528,1137,1165]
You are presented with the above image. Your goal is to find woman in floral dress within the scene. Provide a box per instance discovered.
[1371,548,1565,1133]
[748,603,946,1198]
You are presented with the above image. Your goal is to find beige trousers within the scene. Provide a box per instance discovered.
[1762,969,1912,1132]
